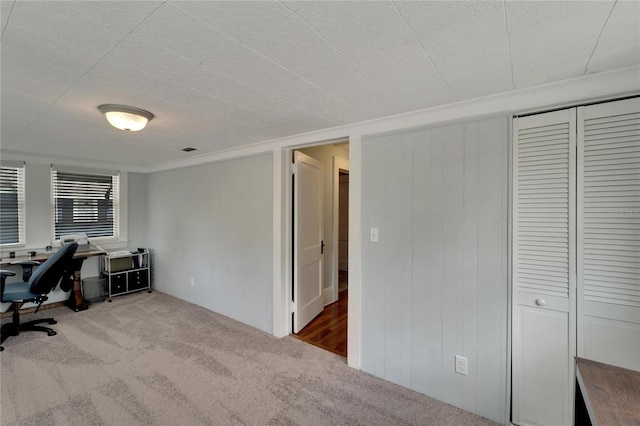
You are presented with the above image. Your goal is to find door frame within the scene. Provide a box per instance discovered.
[272,136,362,368]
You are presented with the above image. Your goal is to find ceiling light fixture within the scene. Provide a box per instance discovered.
[97,104,154,132]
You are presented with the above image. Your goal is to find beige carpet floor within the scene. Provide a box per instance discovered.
[1,291,498,426]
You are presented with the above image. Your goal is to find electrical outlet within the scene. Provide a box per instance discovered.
[190,277,195,287]
[455,355,468,375]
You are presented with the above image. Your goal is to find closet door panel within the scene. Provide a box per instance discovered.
[515,305,571,426]
[578,97,640,370]
[582,316,640,370]
[512,109,576,426]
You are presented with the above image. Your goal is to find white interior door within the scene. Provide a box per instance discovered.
[577,97,640,370]
[511,97,640,426]
[293,151,324,333]
[512,109,576,426]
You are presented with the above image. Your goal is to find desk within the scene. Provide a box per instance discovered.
[1,249,105,312]
[575,357,640,425]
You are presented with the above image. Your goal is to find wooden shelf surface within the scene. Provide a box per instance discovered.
[576,357,640,426]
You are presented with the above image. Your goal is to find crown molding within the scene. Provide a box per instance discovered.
[3,65,638,174]
[147,65,639,173]
[0,149,153,173]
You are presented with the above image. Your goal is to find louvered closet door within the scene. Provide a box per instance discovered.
[578,97,640,371]
[512,110,576,426]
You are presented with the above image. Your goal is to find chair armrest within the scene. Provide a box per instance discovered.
[1,270,17,298]
[10,260,40,266]
[10,260,40,282]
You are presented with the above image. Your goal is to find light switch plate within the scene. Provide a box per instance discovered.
[370,228,378,242]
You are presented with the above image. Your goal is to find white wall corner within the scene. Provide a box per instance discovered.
[272,147,289,338]
[347,134,362,369]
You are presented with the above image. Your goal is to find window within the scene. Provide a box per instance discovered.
[0,162,26,245]
[52,167,120,241]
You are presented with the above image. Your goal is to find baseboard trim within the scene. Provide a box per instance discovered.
[323,287,335,306]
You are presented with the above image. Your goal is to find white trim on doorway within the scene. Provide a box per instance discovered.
[271,137,363,369]
[346,135,362,368]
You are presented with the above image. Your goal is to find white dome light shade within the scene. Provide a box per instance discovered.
[98,104,154,132]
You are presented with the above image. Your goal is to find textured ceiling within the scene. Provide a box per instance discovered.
[1,1,638,168]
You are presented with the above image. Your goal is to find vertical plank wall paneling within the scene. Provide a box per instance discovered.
[361,116,508,423]
[476,119,509,420]
[442,125,465,407]
[428,129,445,399]
[410,128,431,394]
[462,123,480,411]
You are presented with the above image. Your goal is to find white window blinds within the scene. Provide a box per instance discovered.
[0,161,25,245]
[52,167,120,240]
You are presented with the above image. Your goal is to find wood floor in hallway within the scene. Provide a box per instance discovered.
[294,289,347,358]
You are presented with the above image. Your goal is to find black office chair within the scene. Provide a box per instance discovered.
[0,242,78,351]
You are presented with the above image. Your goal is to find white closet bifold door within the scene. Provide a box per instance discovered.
[578,97,640,371]
[512,109,576,426]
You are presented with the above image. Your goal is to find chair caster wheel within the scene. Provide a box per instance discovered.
[48,331,57,336]
[49,320,57,324]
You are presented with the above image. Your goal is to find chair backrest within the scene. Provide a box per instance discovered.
[28,242,78,296]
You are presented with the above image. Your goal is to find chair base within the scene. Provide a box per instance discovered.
[0,309,57,351]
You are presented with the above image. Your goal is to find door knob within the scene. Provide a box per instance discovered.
[535,298,546,306]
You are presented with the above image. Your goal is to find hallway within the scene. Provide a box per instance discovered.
[294,272,347,357]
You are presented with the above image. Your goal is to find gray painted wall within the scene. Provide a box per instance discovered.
[361,116,509,423]
[145,154,273,333]
[127,172,149,252]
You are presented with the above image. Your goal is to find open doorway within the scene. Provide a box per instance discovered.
[291,142,349,357]
[338,170,349,294]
